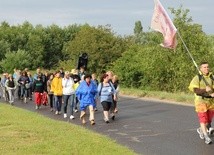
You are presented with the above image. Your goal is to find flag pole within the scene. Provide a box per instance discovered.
[176,30,210,86]
[176,30,200,72]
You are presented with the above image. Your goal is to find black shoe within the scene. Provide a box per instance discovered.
[111,115,115,120]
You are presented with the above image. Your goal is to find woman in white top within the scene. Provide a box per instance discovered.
[62,71,75,119]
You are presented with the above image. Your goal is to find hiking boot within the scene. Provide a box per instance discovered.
[204,136,212,144]
[208,127,214,136]
[197,128,204,140]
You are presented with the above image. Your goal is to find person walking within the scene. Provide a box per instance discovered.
[18,71,30,103]
[71,69,80,113]
[75,74,97,125]
[47,73,54,111]
[32,75,45,109]
[62,71,75,119]
[51,71,63,115]
[111,75,120,113]
[98,73,117,123]
[189,61,214,144]
[92,73,99,111]
[5,74,17,105]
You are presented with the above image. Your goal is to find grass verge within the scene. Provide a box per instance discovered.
[120,87,194,105]
[0,103,136,155]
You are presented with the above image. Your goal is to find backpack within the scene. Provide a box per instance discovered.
[198,74,214,87]
[99,82,114,96]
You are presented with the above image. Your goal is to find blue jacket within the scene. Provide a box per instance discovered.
[76,81,97,110]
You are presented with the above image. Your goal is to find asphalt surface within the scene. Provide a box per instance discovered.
[2,95,214,155]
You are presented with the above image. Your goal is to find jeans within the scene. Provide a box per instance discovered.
[74,95,79,110]
[48,94,54,108]
[54,95,62,112]
[63,94,75,115]
[7,89,15,103]
[20,85,28,98]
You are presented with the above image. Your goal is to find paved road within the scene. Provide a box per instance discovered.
[3,96,213,155]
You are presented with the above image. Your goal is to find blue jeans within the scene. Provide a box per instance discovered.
[20,85,28,98]
[54,95,62,112]
[63,94,75,115]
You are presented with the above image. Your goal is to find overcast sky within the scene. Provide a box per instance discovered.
[0,0,213,36]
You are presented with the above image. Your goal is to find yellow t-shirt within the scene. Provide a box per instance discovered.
[188,73,214,112]
[73,82,79,91]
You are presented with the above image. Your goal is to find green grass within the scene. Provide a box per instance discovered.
[0,104,136,155]
[120,87,194,105]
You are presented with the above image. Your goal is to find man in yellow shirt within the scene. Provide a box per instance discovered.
[189,62,214,144]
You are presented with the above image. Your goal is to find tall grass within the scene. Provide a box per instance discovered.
[120,87,194,105]
[0,104,136,155]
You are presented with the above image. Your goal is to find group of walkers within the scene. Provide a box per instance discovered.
[0,66,119,125]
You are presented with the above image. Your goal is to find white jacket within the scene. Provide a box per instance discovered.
[62,77,75,95]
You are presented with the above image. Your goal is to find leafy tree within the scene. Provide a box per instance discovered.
[64,25,129,73]
[42,24,65,69]
[134,21,143,35]
[25,34,44,69]
[0,40,10,60]
[0,50,31,73]
[112,6,213,92]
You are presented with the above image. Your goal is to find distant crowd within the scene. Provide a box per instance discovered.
[0,66,119,125]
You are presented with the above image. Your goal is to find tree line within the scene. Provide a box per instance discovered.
[0,7,213,93]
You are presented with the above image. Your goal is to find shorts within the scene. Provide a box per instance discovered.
[197,112,209,123]
[208,110,214,123]
[101,101,112,111]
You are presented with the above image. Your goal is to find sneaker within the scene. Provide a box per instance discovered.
[10,101,14,105]
[104,118,109,123]
[58,111,62,115]
[24,97,27,103]
[74,109,78,113]
[35,105,39,110]
[111,114,115,120]
[55,111,58,115]
[208,127,214,136]
[64,113,67,118]
[197,128,205,139]
[204,136,212,144]
[70,115,75,119]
